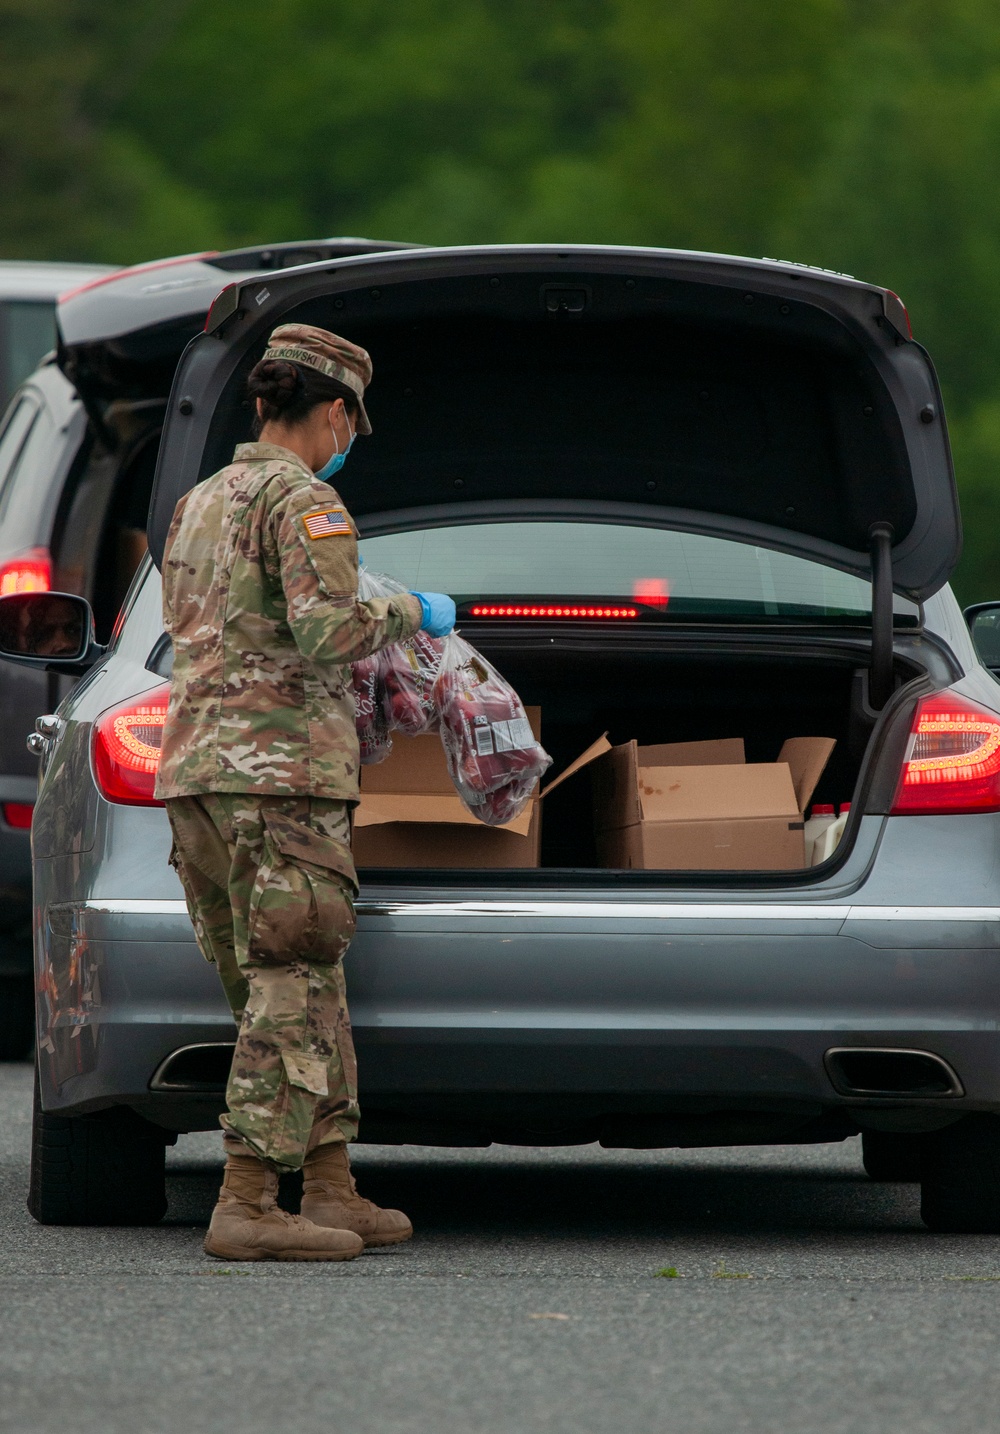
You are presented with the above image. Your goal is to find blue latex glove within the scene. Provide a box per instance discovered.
[411,591,456,638]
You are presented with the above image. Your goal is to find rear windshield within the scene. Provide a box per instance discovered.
[359,521,919,623]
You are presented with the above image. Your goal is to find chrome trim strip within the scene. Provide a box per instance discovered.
[356,901,855,920]
[65,900,190,915]
[63,898,1000,922]
[846,906,1000,923]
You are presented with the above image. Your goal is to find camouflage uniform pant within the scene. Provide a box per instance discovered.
[164,793,359,1171]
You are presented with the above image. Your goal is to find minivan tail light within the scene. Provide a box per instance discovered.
[0,547,51,595]
[891,692,1000,814]
[92,686,170,806]
[2,803,33,829]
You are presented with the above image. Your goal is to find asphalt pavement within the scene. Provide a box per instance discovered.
[1,1063,999,1433]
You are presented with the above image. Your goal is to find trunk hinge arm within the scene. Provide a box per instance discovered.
[869,522,895,710]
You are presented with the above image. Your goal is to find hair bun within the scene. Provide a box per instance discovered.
[246,351,359,436]
[248,358,305,413]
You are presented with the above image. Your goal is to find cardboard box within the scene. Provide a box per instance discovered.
[592,735,835,871]
[352,710,611,870]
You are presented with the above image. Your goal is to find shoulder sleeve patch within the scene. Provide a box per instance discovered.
[303,508,352,539]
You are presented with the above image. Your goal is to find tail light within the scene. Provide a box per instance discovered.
[2,803,33,829]
[891,692,1000,814]
[0,547,51,595]
[92,686,169,806]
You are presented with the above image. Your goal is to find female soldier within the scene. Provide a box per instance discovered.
[156,323,455,1262]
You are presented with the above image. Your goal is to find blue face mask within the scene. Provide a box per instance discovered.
[315,408,355,482]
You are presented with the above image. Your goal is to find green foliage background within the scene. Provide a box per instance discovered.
[3,0,1000,600]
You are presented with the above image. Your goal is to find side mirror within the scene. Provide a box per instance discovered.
[0,592,103,672]
[964,601,1000,673]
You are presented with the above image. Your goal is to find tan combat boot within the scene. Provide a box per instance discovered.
[300,1141,413,1247]
[204,1142,364,1262]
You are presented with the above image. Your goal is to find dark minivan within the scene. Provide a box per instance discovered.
[0,241,413,1054]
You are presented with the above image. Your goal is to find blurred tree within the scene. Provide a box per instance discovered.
[0,0,224,262]
[945,404,1000,604]
[116,0,622,245]
[512,0,852,249]
[776,0,1000,411]
[769,0,1000,599]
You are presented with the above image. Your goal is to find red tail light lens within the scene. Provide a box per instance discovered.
[2,803,33,829]
[0,547,51,595]
[92,686,170,806]
[891,692,1000,814]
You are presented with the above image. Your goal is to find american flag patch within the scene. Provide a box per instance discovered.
[303,508,351,539]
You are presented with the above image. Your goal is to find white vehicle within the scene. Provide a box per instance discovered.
[0,262,116,409]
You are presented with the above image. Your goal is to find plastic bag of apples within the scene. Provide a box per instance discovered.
[352,564,443,763]
[431,631,552,826]
[351,566,552,826]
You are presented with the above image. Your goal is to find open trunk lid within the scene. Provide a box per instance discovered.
[146,243,960,605]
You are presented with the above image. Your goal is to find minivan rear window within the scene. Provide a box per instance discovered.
[359,521,919,622]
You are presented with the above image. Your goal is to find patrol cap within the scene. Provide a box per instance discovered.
[262,323,373,434]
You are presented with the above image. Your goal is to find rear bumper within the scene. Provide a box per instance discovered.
[35,896,1000,1137]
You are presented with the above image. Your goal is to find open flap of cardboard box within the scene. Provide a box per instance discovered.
[539,733,613,799]
[355,712,611,842]
[779,736,837,814]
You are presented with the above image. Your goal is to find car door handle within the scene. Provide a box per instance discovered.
[29,713,63,755]
[35,713,63,739]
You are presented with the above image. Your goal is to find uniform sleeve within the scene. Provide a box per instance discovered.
[160,492,189,636]
[271,481,423,667]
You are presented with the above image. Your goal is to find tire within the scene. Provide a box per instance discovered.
[862,1130,925,1182]
[28,1069,169,1225]
[0,975,34,1062]
[920,1115,1000,1233]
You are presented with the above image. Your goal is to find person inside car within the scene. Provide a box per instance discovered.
[156,323,456,1262]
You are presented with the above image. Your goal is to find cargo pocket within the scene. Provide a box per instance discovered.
[247,812,358,968]
[245,830,313,968]
[306,873,356,967]
[281,1050,329,1098]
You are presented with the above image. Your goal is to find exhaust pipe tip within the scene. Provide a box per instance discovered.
[150,1042,234,1092]
[824,1047,963,1098]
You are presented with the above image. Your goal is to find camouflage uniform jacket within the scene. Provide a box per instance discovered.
[155,442,422,802]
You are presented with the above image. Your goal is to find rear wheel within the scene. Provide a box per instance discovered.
[861,1130,925,1182]
[920,1116,1000,1233]
[28,1070,169,1225]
